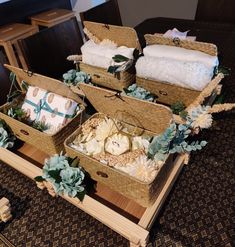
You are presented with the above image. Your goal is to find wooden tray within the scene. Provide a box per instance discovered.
[0,144,187,246]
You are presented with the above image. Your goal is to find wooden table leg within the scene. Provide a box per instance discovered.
[14,42,28,70]
[2,41,19,67]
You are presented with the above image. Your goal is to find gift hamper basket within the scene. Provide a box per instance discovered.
[0,64,85,155]
[79,21,141,91]
[64,83,175,207]
[136,33,220,106]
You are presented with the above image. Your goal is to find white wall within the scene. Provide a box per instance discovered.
[70,0,93,21]
[118,0,198,27]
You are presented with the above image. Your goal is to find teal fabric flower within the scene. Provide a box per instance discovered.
[40,153,86,199]
[63,69,91,86]
[59,166,85,197]
[123,84,154,102]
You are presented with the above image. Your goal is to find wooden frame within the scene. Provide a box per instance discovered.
[0,147,187,246]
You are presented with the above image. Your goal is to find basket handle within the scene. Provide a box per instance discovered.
[20,129,29,135]
[96,171,108,178]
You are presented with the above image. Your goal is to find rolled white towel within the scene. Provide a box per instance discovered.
[136,56,214,91]
[81,40,134,69]
[143,44,218,68]
[82,52,112,69]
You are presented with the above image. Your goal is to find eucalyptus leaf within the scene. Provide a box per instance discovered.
[112,54,129,63]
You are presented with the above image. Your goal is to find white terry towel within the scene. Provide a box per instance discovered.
[81,40,134,69]
[143,44,218,68]
[136,56,214,91]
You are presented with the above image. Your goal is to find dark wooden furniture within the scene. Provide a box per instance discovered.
[0,23,38,69]
[135,17,235,48]
[195,0,235,24]
[80,0,122,26]
[0,0,72,27]
[18,17,83,79]
[0,63,11,105]
[30,8,75,28]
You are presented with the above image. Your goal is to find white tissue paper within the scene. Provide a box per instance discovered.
[163,28,196,41]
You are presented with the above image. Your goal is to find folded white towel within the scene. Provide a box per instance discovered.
[143,44,218,68]
[136,56,214,91]
[81,40,134,69]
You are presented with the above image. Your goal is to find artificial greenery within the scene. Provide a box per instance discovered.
[32,121,50,132]
[148,123,176,161]
[7,106,49,132]
[108,54,133,74]
[35,154,95,201]
[148,121,207,161]
[63,69,91,86]
[7,107,28,122]
[123,84,155,102]
[170,101,186,115]
[0,120,15,149]
[214,65,231,77]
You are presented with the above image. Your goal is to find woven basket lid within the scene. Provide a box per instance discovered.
[80,84,173,134]
[4,64,86,106]
[84,21,141,51]
[144,33,217,56]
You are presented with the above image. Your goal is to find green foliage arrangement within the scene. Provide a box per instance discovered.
[7,107,28,122]
[32,121,50,132]
[63,69,91,86]
[123,84,155,102]
[35,154,95,201]
[148,121,207,162]
[170,101,186,115]
[7,106,49,132]
[108,54,133,74]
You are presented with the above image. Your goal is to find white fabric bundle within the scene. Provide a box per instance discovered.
[81,40,134,69]
[136,44,218,90]
[136,56,214,91]
[143,45,218,68]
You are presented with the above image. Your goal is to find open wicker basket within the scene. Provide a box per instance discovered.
[79,21,141,91]
[0,64,85,155]
[136,33,218,106]
[64,83,175,207]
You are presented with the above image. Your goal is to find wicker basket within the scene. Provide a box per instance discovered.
[80,21,141,91]
[0,65,85,155]
[64,83,174,207]
[136,33,218,106]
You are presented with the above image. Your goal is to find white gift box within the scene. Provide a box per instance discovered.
[21,86,78,133]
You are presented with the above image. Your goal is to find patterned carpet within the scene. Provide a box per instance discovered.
[0,162,128,247]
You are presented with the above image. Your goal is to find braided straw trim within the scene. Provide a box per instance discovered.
[187,73,224,110]
[144,33,218,56]
[83,27,101,43]
[208,103,235,114]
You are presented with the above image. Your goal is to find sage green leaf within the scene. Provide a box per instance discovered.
[112,54,129,63]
